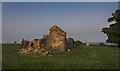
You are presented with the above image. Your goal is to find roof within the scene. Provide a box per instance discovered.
[49,25,65,32]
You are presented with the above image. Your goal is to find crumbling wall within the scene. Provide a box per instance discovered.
[65,38,73,51]
[20,39,30,49]
[45,25,66,52]
[28,39,40,50]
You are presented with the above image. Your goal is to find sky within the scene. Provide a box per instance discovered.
[0,1,2,70]
[0,1,2,43]
[1,0,120,2]
[2,2,118,43]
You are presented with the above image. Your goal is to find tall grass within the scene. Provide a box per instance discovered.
[0,44,2,70]
[2,44,118,69]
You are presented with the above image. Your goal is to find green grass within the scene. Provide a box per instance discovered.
[0,44,2,70]
[2,44,118,69]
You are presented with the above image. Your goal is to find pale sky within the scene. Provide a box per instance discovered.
[0,1,2,43]
[2,2,118,43]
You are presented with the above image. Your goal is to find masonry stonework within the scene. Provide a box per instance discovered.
[19,25,73,55]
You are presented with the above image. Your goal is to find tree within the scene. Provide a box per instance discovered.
[74,40,83,47]
[102,9,120,48]
[99,43,105,46]
[14,41,17,44]
[69,38,74,43]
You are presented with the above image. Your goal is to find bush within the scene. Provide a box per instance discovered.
[74,40,83,47]
[99,43,105,46]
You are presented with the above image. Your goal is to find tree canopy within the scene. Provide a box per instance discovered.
[74,40,83,47]
[101,9,120,47]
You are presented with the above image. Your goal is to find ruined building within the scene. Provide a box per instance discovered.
[20,25,73,55]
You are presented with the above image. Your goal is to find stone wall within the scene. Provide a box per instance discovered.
[28,39,40,50]
[65,38,73,51]
[45,25,66,52]
[20,39,30,49]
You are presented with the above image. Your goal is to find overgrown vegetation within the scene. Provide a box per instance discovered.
[69,38,83,48]
[2,44,118,69]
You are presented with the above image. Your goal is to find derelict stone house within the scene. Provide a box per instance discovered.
[20,25,73,53]
[45,25,66,51]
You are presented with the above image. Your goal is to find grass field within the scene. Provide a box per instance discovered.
[0,44,2,70]
[2,44,118,69]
